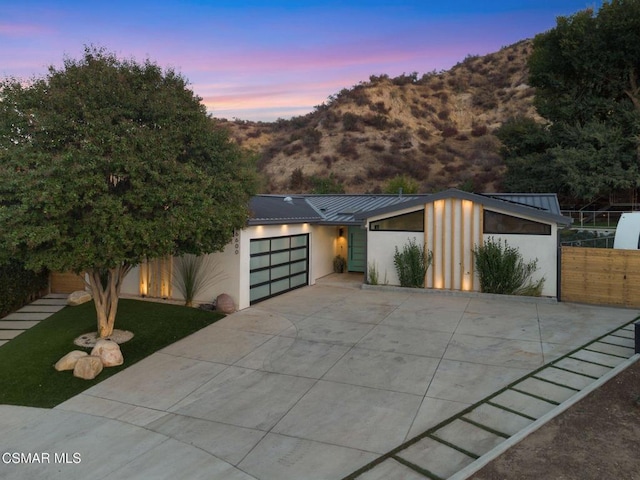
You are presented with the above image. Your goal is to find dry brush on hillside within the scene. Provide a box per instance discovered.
[220,40,541,194]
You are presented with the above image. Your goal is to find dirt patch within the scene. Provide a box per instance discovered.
[468,358,640,480]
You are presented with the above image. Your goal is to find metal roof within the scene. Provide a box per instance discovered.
[303,194,430,225]
[248,190,571,227]
[248,195,323,225]
[484,193,563,216]
[354,189,570,226]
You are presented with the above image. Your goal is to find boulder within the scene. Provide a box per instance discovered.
[216,293,236,314]
[73,355,104,380]
[54,350,88,371]
[67,290,92,306]
[91,339,124,367]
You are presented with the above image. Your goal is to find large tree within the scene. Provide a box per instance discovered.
[499,0,640,203]
[0,47,257,337]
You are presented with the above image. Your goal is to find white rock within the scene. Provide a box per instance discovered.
[67,290,92,306]
[91,339,124,367]
[73,355,104,380]
[54,350,88,371]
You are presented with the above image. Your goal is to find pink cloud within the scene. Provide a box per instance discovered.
[0,23,51,37]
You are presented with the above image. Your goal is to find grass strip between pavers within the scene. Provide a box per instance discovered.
[547,365,600,380]
[0,299,223,408]
[391,455,444,480]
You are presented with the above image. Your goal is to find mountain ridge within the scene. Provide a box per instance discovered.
[218,39,540,194]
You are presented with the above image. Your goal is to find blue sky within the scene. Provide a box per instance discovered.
[0,1,600,121]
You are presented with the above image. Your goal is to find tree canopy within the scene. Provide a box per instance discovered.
[0,47,258,336]
[498,0,640,203]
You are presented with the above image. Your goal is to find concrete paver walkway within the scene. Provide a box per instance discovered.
[0,279,637,479]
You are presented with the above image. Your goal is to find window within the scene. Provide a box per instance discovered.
[370,209,424,232]
[483,210,551,235]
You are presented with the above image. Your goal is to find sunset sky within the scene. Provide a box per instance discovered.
[1,1,599,121]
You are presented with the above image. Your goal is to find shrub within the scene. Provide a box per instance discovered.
[363,114,390,130]
[471,124,488,137]
[0,260,49,317]
[283,142,303,155]
[310,174,345,194]
[416,128,431,141]
[302,128,322,151]
[370,101,389,114]
[289,167,306,190]
[333,255,346,273]
[472,237,544,296]
[342,112,360,131]
[437,109,450,120]
[393,238,432,288]
[384,174,419,194]
[472,90,498,109]
[366,143,386,152]
[441,125,459,138]
[337,137,359,159]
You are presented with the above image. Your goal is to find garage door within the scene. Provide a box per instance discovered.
[250,234,309,304]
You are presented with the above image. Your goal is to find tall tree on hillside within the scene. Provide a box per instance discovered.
[0,47,258,338]
[496,116,566,194]
[499,0,640,202]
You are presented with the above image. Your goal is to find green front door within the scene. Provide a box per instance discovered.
[347,226,366,272]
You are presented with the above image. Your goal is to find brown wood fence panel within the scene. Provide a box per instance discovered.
[50,272,86,294]
[561,246,640,307]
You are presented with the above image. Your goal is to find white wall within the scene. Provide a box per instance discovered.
[368,231,425,286]
[120,237,241,307]
[312,225,341,280]
[120,267,140,296]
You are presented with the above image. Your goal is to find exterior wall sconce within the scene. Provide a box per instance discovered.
[338,228,344,237]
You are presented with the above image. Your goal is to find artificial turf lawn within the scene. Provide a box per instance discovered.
[0,299,223,408]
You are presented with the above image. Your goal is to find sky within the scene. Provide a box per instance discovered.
[1,1,601,122]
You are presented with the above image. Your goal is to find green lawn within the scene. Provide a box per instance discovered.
[0,299,223,408]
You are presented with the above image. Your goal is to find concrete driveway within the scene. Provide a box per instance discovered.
[1,276,636,479]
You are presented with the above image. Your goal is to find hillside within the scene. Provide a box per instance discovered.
[218,39,540,194]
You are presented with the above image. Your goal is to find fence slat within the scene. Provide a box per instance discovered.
[561,246,640,308]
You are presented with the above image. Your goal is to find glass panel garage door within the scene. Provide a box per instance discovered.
[250,234,309,304]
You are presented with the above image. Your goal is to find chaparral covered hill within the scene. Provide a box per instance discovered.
[218,39,541,194]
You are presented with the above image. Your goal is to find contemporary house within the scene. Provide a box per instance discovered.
[119,189,571,309]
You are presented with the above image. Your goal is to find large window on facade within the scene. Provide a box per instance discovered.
[483,210,551,235]
[370,209,424,231]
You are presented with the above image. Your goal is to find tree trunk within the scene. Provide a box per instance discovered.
[86,263,132,338]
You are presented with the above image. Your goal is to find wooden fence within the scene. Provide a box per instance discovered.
[561,246,640,308]
[50,272,86,294]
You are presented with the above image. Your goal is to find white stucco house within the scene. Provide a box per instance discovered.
[119,188,571,309]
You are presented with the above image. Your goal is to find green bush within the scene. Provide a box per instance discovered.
[0,260,49,317]
[473,237,544,296]
[393,239,432,288]
[384,174,419,194]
